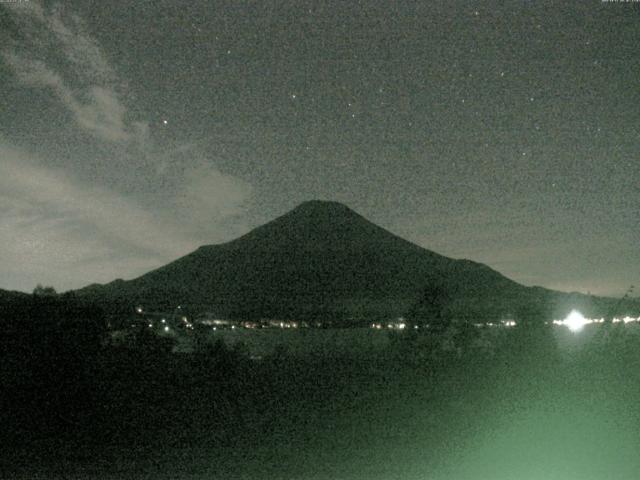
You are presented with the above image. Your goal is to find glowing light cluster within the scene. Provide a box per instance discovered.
[620,316,636,324]
[553,310,640,332]
[371,320,406,330]
[563,310,588,332]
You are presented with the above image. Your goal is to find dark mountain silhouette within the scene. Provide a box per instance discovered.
[74,201,630,323]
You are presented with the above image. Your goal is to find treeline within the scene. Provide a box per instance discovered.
[1,288,107,439]
[0,288,272,452]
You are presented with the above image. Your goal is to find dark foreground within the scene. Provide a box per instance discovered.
[2,312,640,479]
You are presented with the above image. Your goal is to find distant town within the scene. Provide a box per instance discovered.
[110,304,640,342]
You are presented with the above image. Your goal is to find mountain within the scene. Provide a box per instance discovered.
[74,200,630,323]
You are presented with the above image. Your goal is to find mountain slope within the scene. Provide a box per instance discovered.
[74,201,625,322]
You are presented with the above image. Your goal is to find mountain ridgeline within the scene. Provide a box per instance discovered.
[74,201,630,324]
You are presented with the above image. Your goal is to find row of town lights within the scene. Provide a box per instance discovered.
[554,310,640,332]
[136,306,638,335]
[371,312,640,333]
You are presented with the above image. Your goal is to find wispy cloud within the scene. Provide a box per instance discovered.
[0,2,254,292]
[176,166,253,224]
[2,1,140,143]
[4,53,131,142]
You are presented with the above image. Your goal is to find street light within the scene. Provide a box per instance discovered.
[564,310,588,333]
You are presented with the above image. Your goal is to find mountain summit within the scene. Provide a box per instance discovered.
[75,201,614,322]
[226,200,419,254]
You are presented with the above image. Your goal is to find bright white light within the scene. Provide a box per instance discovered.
[164,326,170,332]
[564,310,588,332]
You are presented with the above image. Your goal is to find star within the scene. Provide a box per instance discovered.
[162,119,168,125]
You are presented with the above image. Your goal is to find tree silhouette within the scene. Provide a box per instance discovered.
[33,284,57,297]
[407,283,453,332]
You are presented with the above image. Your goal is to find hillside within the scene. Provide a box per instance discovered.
[74,201,629,323]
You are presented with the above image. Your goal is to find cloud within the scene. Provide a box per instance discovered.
[0,143,255,292]
[1,1,142,143]
[71,86,130,142]
[46,7,117,85]
[0,145,199,291]
[4,53,130,142]
[0,3,255,292]
[176,166,253,224]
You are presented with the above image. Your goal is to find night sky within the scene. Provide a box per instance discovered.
[1,0,638,296]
